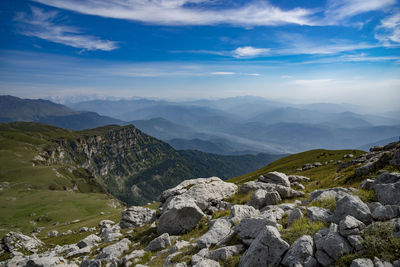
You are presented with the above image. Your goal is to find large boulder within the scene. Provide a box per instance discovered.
[281,235,315,267]
[234,216,277,245]
[159,177,238,211]
[2,232,43,253]
[339,216,365,236]
[247,189,269,209]
[120,206,156,228]
[158,195,205,235]
[375,172,400,185]
[96,238,131,259]
[239,226,289,267]
[240,181,304,199]
[306,207,332,223]
[321,224,352,260]
[197,218,232,249]
[372,205,400,221]
[287,208,304,226]
[306,187,351,204]
[206,245,244,261]
[259,172,291,187]
[375,181,400,205]
[333,195,373,224]
[228,204,259,224]
[265,190,282,206]
[288,175,311,183]
[146,233,171,251]
[390,148,400,168]
[351,258,374,267]
[77,234,102,249]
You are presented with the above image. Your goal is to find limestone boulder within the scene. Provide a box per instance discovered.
[120,206,156,228]
[157,195,205,235]
[239,226,289,267]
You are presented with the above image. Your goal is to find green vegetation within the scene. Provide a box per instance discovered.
[281,217,325,245]
[354,189,377,203]
[309,197,337,212]
[224,192,253,205]
[211,209,231,219]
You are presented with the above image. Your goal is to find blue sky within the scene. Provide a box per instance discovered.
[0,0,399,112]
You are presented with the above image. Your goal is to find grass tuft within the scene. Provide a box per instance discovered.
[309,197,336,212]
[281,217,325,245]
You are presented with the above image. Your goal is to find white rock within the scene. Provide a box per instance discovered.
[120,206,156,228]
[239,226,289,267]
[306,207,332,223]
[228,204,259,224]
[197,218,232,249]
[333,195,373,224]
[146,233,171,251]
[157,195,205,235]
[282,235,315,267]
[339,215,366,236]
[96,238,131,259]
[259,171,291,187]
[350,258,374,267]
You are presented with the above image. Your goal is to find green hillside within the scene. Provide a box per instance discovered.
[0,122,282,237]
[0,123,123,237]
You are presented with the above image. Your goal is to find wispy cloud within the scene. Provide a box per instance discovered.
[15,6,118,51]
[324,0,396,24]
[33,0,316,27]
[375,12,400,46]
[233,46,270,58]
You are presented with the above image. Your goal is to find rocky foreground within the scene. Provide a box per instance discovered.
[1,141,400,266]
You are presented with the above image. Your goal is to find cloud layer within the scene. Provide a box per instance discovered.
[15,7,118,51]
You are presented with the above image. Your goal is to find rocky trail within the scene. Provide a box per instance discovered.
[1,141,400,267]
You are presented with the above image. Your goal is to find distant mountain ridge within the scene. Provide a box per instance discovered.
[4,122,282,205]
[0,95,122,130]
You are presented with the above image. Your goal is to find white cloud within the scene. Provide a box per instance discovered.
[210,72,235,75]
[324,0,396,24]
[293,79,333,86]
[375,12,400,45]
[15,7,118,51]
[233,46,270,58]
[32,0,316,26]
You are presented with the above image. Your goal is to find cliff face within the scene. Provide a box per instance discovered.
[33,124,282,205]
[40,125,181,204]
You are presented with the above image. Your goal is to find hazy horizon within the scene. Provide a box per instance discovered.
[1,0,400,113]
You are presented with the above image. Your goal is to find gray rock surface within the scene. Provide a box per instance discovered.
[306,187,351,204]
[240,181,304,198]
[281,235,315,267]
[192,258,220,267]
[239,226,289,267]
[315,250,334,267]
[375,181,400,205]
[159,177,237,211]
[321,224,352,260]
[287,208,304,226]
[157,195,205,235]
[306,206,332,223]
[228,204,259,224]
[264,190,282,206]
[372,205,399,220]
[259,171,291,187]
[347,235,363,251]
[247,189,268,209]
[120,206,156,228]
[350,258,374,267]
[207,245,244,261]
[288,175,311,183]
[77,234,102,249]
[2,232,43,253]
[339,215,366,236]
[197,218,232,248]
[96,238,131,259]
[146,233,171,251]
[234,216,277,245]
[333,195,373,224]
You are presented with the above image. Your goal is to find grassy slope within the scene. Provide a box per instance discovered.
[229,149,366,190]
[0,123,122,237]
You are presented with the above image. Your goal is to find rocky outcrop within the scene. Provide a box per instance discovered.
[120,206,156,228]
[197,219,232,249]
[158,195,205,235]
[281,235,315,267]
[159,177,238,211]
[239,226,289,267]
[333,195,373,224]
[146,233,171,251]
[228,204,260,224]
[2,232,43,253]
[259,172,291,187]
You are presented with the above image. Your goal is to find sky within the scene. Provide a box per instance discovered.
[0,0,399,112]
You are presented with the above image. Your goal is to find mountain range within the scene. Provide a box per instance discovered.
[1,95,399,155]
